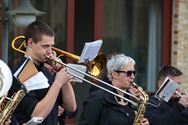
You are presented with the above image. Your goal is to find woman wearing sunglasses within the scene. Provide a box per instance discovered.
[79,53,149,125]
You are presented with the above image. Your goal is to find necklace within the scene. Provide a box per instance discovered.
[114,96,128,106]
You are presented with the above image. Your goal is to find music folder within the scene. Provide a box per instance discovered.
[14,58,49,92]
[155,77,178,102]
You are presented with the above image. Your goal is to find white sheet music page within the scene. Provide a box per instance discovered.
[78,40,103,63]
[23,71,49,92]
[155,77,178,102]
[67,63,87,83]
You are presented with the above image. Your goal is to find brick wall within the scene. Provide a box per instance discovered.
[172,0,188,93]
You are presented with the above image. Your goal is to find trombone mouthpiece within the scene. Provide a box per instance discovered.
[131,82,139,89]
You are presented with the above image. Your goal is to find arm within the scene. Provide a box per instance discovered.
[31,68,72,119]
[145,97,185,125]
[175,95,188,125]
[61,81,77,112]
[177,108,188,125]
[44,58,77,112]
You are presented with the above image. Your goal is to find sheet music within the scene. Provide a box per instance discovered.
[23,72,49,92]
[78,40,103,63]
[67,63,86,83]
[155,77,178,102]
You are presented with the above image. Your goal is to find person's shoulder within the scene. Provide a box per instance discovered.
[82,89,107,111]
[12,57,27,73]
[90,89,106,98]
[10,57,27,92]
[85,89,106,103]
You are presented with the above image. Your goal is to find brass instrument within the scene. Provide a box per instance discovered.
[175,90,184,98]
[0,60,26,125]
[132,82,149,125]
[174,91,188,98]
[0,89,25,125]
[11,35,106,77]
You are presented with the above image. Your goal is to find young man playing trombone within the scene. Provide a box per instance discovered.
[9,21,77,125]
[145,65,188,125]
[79,53,149,125]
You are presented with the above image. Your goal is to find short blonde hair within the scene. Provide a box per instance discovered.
[106,54,135,81]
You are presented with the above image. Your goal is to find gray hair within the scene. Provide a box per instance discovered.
[106,54,135,81]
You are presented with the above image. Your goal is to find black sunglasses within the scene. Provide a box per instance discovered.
[115,70,136,77]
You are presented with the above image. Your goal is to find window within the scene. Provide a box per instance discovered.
[103,0,162,91]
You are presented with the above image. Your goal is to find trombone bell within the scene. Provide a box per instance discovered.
[88,53,106,77]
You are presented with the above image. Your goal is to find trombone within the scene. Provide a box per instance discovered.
[11,36,106,77]
[11,35,141,106]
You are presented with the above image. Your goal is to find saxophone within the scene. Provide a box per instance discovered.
[132,82,149,125]
[0,89,26,125]
[0,88,26,125]
[0,60,26,125]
